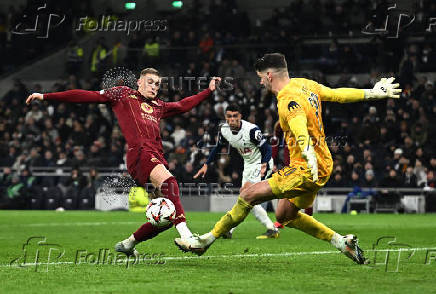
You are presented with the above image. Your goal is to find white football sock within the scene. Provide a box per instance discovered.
[176,222,192,239]
[122,234,139,250]
[251,204,276,230]
[330,233,344,250]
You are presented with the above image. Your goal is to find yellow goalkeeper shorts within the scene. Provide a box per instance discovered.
[267,163,330,209]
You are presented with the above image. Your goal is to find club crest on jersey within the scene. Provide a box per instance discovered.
[288,101,301,111]
[141,102,154,114]
[129,94,138,100]
[150,157,160,163]
[254,129,263,142]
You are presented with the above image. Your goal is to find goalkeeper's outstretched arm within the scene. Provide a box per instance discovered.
[320,77,402,103]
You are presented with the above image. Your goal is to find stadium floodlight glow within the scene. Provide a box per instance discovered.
[172,1,183,8]
[125,2,136,10]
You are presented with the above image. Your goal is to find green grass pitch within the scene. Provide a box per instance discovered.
[1,211,435,293]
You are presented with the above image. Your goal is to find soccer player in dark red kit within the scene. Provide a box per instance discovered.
[26,68,221,256]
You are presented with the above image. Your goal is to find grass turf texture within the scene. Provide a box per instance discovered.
[1,211,435,293]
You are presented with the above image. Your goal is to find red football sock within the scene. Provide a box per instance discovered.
[160,176,186,225]
[133,222,172,242]
[305,206,313,216]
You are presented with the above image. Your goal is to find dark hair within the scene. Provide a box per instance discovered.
[254,53,287,72]
[141,68,160,76]
[225,104,241,113]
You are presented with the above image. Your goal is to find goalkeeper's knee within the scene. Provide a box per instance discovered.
[275,199,299,224]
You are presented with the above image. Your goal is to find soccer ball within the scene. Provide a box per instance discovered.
[146,198,176,227]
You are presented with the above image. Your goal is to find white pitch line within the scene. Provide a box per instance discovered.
[3,247,436,268]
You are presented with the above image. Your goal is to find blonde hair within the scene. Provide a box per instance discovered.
[140,68,160,76]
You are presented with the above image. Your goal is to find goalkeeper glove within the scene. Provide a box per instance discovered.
[302,145,318,182]
[364,77,402,100]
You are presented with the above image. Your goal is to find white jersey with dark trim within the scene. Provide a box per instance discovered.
[220,120,265,165]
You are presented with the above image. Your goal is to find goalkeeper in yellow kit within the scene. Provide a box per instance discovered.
[175,53,401,264]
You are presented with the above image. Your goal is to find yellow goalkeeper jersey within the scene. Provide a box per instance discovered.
[277,78,334,178]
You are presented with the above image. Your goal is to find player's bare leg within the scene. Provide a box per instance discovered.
[275,198,298,224]
[149,164,172,188]
[274,198,312,227]
[116,164,192,256]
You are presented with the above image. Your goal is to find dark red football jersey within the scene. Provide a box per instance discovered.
[44,86,211,156]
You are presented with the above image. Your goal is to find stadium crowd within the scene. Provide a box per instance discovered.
[3,0,436,75]
[1,0,436,208]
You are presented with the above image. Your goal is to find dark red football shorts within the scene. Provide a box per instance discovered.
[126,148,168,187]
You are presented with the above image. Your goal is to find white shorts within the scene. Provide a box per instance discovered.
[241,158,274,185]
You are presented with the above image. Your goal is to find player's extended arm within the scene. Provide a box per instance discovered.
[205,130,229,166]
[26,90,110,105]
[194,144,221,179]
[320,77,401,103]
[162,89,212,118]
[288,114,318,182]
[162,77,221,118]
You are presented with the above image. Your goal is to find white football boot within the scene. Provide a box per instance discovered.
[114,241,139,258]
[174,234,213,256]
[334,234,368,264]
